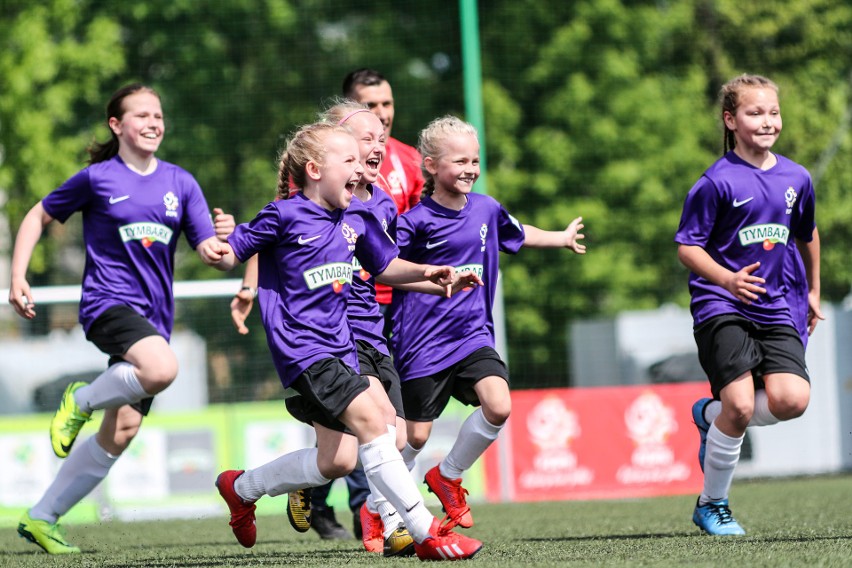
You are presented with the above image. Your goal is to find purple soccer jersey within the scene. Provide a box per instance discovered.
[785,242,810,347]
[227,193,398,387]
[675,151,816,329]
[41,156,216,340]
[348,184,398,355]
[390,193,525,381]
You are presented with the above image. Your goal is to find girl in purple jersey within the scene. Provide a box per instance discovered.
[391,115,586,530]
[213,122,483,561]
[675,74,822,536]
[8,84,234,555]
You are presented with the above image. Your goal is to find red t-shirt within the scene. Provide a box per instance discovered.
[375,137,425,304]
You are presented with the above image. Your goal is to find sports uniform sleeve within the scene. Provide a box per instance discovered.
[41,168,94,223]
[791,176,816,242]
[180,174,217,249]
[675,176,719,247]
[496,201,526,254]
[227,203,282,263]
[355,209,399,276]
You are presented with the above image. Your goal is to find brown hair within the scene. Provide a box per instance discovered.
[719,74,779,153]
[88,83,160,164]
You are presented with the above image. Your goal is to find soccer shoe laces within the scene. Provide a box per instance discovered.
[61,412,90,436]
[444,481,470,512]
[438,513,464,534]
[707,501,736,525]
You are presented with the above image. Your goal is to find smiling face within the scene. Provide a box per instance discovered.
[724,86,782,159]
[312,131,363,211]
[344,111,386,187]
[109,91,164,158]
[351,80,395,139]
[425,132,480,198]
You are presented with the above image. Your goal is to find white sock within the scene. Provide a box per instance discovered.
[703,392,777,427]
[365,476,403,537]
[703,400,721,424]
[749,390,779,426]
[440,408,503,479]
[699,424,743,504]
[235,447,329,501]
[360,433,434,543]
[400,442,421,472]
[75,362,150,413]
[30,437,118,523]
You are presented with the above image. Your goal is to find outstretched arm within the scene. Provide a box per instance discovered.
[231,254,258,335]
[797,228,824,335]
[523,216,586,253]
[375,258,456,298]
[392,269,484,297]
[677,244,766,305]
[197,237,239,271]
[8,201,54,319]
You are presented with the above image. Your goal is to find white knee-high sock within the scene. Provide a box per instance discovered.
[360,433,434,543]
[365,476,403,537]
[441,408,503,480]
[75,362,150,413]
[703,391,778,427]
[699,424,744,504]
[748,391,779,426]
[235,447,329,501]
[30,437,118,523]
[400,442,421,472]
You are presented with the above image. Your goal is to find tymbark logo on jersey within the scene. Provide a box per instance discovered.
[303,262,352,293]
[119,223,174,248]
[738,223,789,251]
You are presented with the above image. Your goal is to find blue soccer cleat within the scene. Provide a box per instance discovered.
[691,398,712,472]
[693,498,746,536]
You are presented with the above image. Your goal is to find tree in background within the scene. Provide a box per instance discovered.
[0,0,123,282]
[2,0,851,391]
[480,0,852,386]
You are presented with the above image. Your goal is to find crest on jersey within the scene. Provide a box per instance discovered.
[480,223,488,251]
[784,186,797,214]
[341,222,358,252]
[163,191,179,218]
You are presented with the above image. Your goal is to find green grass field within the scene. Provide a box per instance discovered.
[3,474,850,567]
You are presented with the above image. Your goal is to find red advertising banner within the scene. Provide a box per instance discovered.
[483,382,710,502]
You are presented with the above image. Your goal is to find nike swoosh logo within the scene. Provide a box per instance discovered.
[425,239,447,249]
[297,235,322,245]
[109,195,130,204]
[60,442,72,454]
[732,197,754,207]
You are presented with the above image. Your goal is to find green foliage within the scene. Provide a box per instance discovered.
[482,0,852,385]
[2,0,852,387]
[0,0,123,278]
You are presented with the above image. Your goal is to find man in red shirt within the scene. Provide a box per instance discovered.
[343,69,425,308]
[343,68,425,218]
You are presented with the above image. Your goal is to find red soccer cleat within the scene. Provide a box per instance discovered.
[359,502,384,553]
[424,465,473,528]
[216,470,257,548]
[414,517,482,561]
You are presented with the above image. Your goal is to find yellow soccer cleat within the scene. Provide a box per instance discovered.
[383,526,415,557]
[17,511,81,555]
[287,488,312,533]
[50,382,91,458]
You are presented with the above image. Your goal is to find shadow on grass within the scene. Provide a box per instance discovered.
[522,532,852,544]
